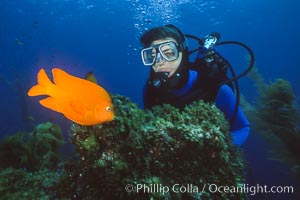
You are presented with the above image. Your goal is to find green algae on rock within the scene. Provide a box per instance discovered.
[0,122,64,171]
[67,94,245,200]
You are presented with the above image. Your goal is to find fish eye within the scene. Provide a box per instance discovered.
[106,106,112,112]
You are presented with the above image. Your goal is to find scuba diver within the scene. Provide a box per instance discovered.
[140,24,254,146]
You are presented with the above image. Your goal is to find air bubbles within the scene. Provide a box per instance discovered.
[132,0,181,36]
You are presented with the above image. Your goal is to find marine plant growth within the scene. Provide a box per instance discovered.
[0,95,245,199]
[0,122,64,171]
[247,66,300,181]
[63,95,245,200]
[0,122,65,199]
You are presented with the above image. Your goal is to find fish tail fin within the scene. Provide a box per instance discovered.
[28,68,54,96]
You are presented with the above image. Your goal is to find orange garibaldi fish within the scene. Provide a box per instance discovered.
[28,68,114,125]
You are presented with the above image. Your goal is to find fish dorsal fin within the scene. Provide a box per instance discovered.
[85,71,98,84]
[52,68,75,86]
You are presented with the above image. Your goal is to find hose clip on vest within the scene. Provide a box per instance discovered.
[152,72,169,88]
[203,50,216,63]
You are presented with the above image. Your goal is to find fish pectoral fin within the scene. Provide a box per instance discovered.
[65,101,90,125]
[40,97,61,113]
[69,101,86,116]
[64,112,86,125]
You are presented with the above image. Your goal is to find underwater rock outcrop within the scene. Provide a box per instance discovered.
[0,167,62,199]
[0,96,245,199]
[61,95,245,200]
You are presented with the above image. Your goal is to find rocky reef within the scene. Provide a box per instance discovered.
[0,95,245,200]
[0,122,65,199]
[0,122,64,171]
[62,95,245,200]
[0,167,62,200]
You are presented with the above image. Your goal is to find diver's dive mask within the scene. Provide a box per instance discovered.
[141,41,183,66]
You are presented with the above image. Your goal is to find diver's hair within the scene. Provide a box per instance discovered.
[140,25,186,48]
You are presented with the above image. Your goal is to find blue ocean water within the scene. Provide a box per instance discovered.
[1,0,299,199]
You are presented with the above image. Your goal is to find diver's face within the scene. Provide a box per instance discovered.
[151,38,182,78]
